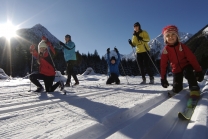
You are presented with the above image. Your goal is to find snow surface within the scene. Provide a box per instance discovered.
[0,74,208,139]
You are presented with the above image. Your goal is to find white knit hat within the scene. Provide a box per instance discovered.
[38,40,47,53]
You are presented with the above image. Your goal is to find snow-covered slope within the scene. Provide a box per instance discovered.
[0,74,207,139]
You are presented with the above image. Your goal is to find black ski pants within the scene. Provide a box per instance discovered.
[30,73,60,92]
[172,65,199,93]
[137,52,154,78]
[106,73,120,84]
[66,60,78,83]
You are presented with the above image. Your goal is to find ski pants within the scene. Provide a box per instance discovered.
[30,73,60,92]
[172,65,199,93]
[66,60,78,83]
[106,73,120,84]
[137,52,154,79]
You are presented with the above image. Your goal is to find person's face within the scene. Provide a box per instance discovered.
[65,37,71,42]
[111,60,115,64]
[134,25,140,32]
[39,47,46,53]
[164,31,178,45]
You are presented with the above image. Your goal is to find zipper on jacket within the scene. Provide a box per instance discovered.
[174,47,183,71]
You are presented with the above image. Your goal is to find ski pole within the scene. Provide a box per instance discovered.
[119,60,129,84]
[143,46,160,76]
[46,45,66,92]
[131,46,142,75]
[114,46,129,84]
[28,53,34,92]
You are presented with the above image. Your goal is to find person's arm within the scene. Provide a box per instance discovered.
[141,31,150,42]
[160,47,169,79]
[183,44,202,72]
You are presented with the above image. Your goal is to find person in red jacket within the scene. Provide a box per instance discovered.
[29,37,64,92]
[160,25,204,100]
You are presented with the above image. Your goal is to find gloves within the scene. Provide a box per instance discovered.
[136,36,143,40]
[114,47,119,53]
[128,39,134,47]
[59,41,65,46]
[133,31,143,40]
[107,48,110,54]
[161,79,169,88]
[195,71,204,82]
[30,45,35,53]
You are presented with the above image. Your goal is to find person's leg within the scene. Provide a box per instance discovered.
[143,52,154,83]
[172,72,183,93]
[183,65,199,90]
[66,61,72,86]
[183,65,200,100]
[137,53,145,78]
[71,61,79,85]
[44,76,55,92]
[29,73,44,91]
[106,75,114,84]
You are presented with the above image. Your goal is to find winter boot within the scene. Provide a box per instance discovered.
[168,90,176,97]
[140,77,146,84]
[59,81,65,91]
[64,83,70,87]
[34,86,44,92]
[74,81,79,86]
[149,76,154,84]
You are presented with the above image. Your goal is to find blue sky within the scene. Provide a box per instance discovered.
[0,0,208,56]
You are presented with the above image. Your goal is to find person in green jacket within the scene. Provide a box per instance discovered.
[128,22,154,84]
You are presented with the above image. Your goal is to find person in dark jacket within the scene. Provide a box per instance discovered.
[160,25,204,104]
[58,34,79,87]
[29,37,64,92]
[106,48,121,84]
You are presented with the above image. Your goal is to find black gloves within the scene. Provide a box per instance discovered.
[161,79,169,88]
[133,31,143,40]
[114,47,119,53]
[59,41,65,46]
[107,48,110,54]
[136,36,143,40]
[128,39,134,47]
[195,71,204,82]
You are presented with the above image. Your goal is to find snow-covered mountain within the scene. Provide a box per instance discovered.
[0,24,60,48]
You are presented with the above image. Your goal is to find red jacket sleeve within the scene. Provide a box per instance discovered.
[183,44,202,72]
[46,41,55,55]
[160,47,169,79]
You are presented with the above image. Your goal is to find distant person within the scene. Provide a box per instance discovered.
[106,48,121,84]
[29,37,64,92]
[58,34,79,87]
[128,22,154,84]
[160,25,204,104]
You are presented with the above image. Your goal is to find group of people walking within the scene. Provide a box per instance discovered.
[29,22,204,104]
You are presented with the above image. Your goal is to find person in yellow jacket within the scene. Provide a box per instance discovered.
[128,22,154,84]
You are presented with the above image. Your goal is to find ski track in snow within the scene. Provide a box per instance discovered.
[0,75,208,139]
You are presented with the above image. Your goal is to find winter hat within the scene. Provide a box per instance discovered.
[162,25,180,43]
[38,40,47,53]
[110,56,116,61]
[134,22,141,28]
[65,34,71,38]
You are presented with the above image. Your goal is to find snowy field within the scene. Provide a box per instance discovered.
[0,74,208,139]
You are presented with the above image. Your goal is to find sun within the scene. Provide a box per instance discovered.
[0,21,18,40]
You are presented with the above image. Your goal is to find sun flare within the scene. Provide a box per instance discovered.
[0,21,18,40]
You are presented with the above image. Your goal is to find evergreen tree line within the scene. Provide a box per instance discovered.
[0,43,160,77]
